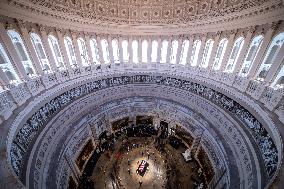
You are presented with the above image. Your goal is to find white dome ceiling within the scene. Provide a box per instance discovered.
[32,0,267,24]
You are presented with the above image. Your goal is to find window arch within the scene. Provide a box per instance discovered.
[179,39,190,65]
[256,32,284,80]
[0,42,19,83]
[160,40,168,63]
[122,40,129,62]
[64,36,77,67]
[90,38,100,64]
[30,32,51,73]
[100,39,110,64]
[213,38,228,70]
[111,39,120,63]
[151,40,158,63]
[200,39,214,67]
[7,30,36,76]
[190,40,201,66]
[170,40,178,64]
[48,35,65,69]
[239,35,263,76]
[225,37,244,72]
[77,38,89,66]
[142,40,148,63]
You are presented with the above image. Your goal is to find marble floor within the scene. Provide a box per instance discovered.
[91,137,200,189]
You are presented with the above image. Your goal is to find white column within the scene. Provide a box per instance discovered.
[118,37,123,63]
[147,37,152,63]
[107,36,114,64]
[71,32,82,67]
[18,22,44,75]
[248,24,276,78]
[166,37,172,63]
[84,33,94,65]
[128,37,133,64]
[39,26,57,71]
[176,37,183,64]
[157,37,162,63]
[56,29,72,68]
[196,34,207,67]
[208,32,221,69]
[0,68,10,85]
[220,30,236,71]
[96,36,104,64]
[138,37,142,63]
[265,44,284,83]
[233,27,255,74]
[0,23,27,79]
[186,35,194,66]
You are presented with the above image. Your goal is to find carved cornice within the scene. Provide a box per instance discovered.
[0,0,283,35]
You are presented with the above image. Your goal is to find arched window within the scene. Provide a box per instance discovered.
[151,40,158,63]
[271,61,284,89]
[179,39,190,65]
[77,38,89,66]
[132,40,139,63]
[170,40,178,64]
[30,32,51,73]
[7,30,36,76]
[239,35,263,76]
[90,38,100,64]
[100,39,110,64]
[48,35,65,69]
[142,40,148,63]
[225,37,244,72]
[0,42,19,83]
[122,40,129,62]
[256,32,284,80]
[111,39,120,63]
[200,39,214,67]
[64,36,77,67]
[160,40,168,63]
[213,38,228,70]
[190,40,201,66]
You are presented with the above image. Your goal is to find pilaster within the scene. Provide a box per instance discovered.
[265,44,284,83]
[147,37,152,63]
[166,37,172,63]
[39,26,57,71]
[157,37,162,63]
[208,33,221,69]
[18,21,43,75]
[176,37,183,64]
[84,33,94,65]
[71,32,82,67]
[186,35,194,66]
[96,36,104,64]
[0,23,27,79]
[220,30,236,71]
[196,34,207,67]
[138,37,142,63]
[248,23,277,78]
[234,27,255,74]
[118,36,124,64]
[56,29,72,68]
[107,36,114,64]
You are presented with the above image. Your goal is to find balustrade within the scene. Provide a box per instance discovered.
[0,64,282,124]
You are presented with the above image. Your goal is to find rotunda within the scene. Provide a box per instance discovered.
[0,0,283,189]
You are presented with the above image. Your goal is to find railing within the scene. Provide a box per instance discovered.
[0,62,283,125]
